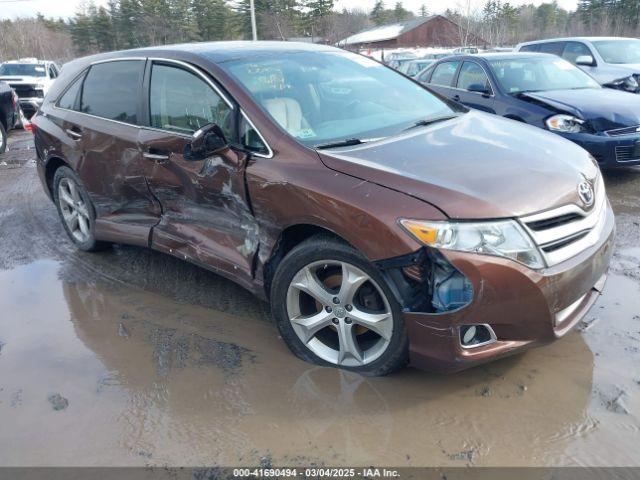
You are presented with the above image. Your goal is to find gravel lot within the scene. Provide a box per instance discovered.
[0,130,639,467]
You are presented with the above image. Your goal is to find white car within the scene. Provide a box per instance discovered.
[0,58,60,118]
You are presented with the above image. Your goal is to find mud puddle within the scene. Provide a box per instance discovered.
[0,257,638,467]
[0,131,639,467]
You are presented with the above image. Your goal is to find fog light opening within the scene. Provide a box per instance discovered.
[459,324,497,349]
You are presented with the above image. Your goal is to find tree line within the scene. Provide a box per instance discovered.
[0,0,638,63]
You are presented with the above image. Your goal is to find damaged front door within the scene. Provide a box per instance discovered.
[139,60,258,284]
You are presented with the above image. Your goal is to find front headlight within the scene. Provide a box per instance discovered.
[400,218,545,269]
[546,114,585,133]
[609,75,638,92]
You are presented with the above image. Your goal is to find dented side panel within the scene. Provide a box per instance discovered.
[138,128,258,288]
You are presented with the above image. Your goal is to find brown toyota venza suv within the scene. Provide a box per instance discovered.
[32,42,614,375]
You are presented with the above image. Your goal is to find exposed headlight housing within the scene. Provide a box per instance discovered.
[546,114,585,133]
[608,75,639,92]
[400,218,545,269]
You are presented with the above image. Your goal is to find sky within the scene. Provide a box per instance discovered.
[0,0,580,20]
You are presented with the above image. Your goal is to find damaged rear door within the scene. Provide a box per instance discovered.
[138,59,258,285]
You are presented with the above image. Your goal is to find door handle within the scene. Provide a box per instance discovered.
[65,128,82,139]
[452,94,461,102]
[143,151,170,164]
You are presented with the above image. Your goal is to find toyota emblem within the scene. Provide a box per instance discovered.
[578,180,595,207]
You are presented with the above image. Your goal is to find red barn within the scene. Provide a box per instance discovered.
[338,15,486,50]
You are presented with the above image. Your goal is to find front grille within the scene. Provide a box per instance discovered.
[9,84,43,99]
[605,125,640,136]
[615,144,640,162]
[520,174,607,267]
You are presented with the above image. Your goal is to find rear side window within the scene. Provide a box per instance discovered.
[149,63,233,138]
[562,42,593,64]
[430,61,460,87]
[80,60,143,124]
[57,73,85,110]
[519,44,539,52]
[538,42,565,56]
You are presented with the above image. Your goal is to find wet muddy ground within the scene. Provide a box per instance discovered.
[0,130,639,467]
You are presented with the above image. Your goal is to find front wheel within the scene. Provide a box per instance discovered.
[270,237,409,376]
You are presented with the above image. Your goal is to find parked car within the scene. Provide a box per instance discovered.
[385,51,418,69]
[0,58,60,119]
[452,46,480,55]
[32,42,613,375]
[516,37,640,93]
[398,59,435,77]
[0,81,22,154]
[417,52,640,167]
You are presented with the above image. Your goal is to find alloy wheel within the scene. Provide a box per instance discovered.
[58,177,91,243]
[286,260,393,367]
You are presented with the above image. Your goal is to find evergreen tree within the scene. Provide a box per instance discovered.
[370,0,388,25]
[393,2,410,21]
[419,4,428,16]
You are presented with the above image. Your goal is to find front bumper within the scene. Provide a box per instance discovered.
[404,202,615,373]
[561,131,640,167]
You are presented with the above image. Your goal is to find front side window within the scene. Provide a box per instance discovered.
[457,62,491,92]
[149,63,233,138]
[430,61,460,87]
[592,39,640,64]
[221,50,457,147]
[490,57,600,94]
[562,42,593,64]
[80,60,142,124]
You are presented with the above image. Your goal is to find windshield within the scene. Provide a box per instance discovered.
[489,56,600,93]
[592,39,640,64]
[223,50,457,147]
[0,63,46,77]
[407,61,433,76]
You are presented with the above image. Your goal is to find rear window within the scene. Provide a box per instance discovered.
[80,60,143,125]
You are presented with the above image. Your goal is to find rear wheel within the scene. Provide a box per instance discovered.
[270,237,408,376]
[53,166,109,252]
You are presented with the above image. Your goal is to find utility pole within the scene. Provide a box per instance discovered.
[250,0,258,41]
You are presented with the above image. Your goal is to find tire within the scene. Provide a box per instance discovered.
[270,236,409,376]
[53,166,110,252]
[0,122,6,154]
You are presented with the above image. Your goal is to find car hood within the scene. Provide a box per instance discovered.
[520,88,640,131]
[0,76,44,84]
[592,63,640,84]
[317,111,598,219]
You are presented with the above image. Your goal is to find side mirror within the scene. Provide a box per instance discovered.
[468,83,491,96]
[184,123,228,161]
[575,55,595,66]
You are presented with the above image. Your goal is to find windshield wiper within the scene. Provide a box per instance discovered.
[315,138,365,150]
[403,114,458,132]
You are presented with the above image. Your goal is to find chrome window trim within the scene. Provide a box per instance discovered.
[240,110,274,159]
